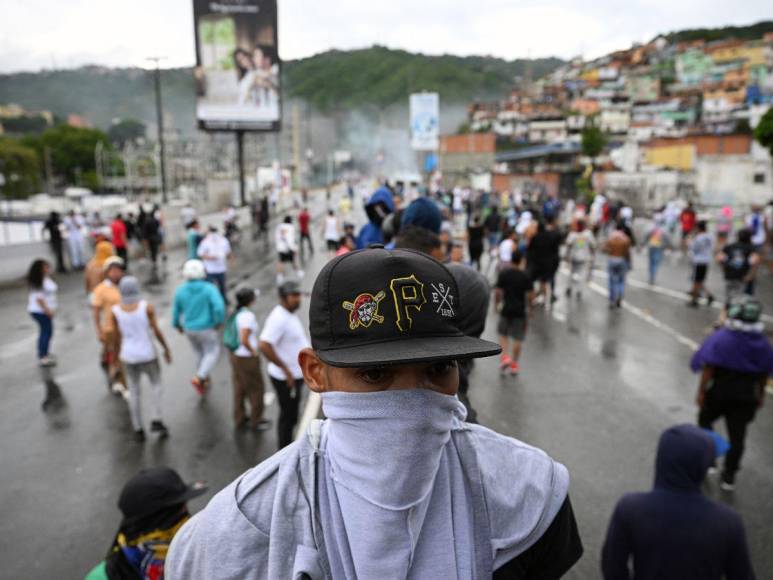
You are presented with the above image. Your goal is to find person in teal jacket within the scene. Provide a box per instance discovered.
[185,220,202,260]
[172,259,225,395]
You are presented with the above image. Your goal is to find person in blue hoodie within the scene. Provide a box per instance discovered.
[602,424,755,580]
[355,186,395,249]
[691,295,773,490]
[172,259,226,396]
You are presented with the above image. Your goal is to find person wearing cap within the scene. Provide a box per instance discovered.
[602,424,755,580]
[167,247,582,579]
[257,280,309,448]
[112,276,172,442]
[172,259,226,396]
[85,467,207,580]
[92,256,127,395]
[227,287,270,431]
[197,226,232,302]
[691,295,773,491]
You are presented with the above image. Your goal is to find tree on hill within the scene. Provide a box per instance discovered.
[0,138,41,198]
[581,125,606,159]
[664,20,773,43]
[755,107,773,197]
[107,118,146,146]
[22,125,109,189]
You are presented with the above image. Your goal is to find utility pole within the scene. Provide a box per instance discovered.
[147,56,168,203]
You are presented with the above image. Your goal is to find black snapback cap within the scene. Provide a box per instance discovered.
[310,247,501,367]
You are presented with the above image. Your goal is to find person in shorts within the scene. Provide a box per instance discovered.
[495,249,534,375]
[275,216,301,284]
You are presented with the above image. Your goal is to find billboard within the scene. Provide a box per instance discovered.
[193,0,280,131]
[409,92,439,150]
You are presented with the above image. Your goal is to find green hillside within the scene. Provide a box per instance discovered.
[284,46,563,110]
[0,47,563,130]
[663,20,773,43]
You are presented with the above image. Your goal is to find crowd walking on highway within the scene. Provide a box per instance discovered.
[19,181,773,579]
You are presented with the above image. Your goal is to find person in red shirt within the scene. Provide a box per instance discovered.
[111,213,129,268]
[680,202,697,253]
[298,207,313,261]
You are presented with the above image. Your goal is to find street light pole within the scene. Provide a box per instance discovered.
[147,56,168,203]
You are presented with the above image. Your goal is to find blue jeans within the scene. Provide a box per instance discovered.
[31,313,53,358]
[648,247,664,284]
[206,272,227,301]
[608,258,628,304]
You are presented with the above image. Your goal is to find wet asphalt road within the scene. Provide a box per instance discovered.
[1,196,772,579]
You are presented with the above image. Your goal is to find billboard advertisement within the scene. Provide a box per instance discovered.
[409,92,439,150]
[193,0,280,131]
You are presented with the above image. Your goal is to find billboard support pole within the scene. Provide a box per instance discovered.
[148,57,168,204]
[236,130,246,207]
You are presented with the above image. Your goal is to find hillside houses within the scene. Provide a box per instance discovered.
[449,31,773,210]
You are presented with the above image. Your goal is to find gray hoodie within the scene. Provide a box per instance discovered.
[166,419,569,579]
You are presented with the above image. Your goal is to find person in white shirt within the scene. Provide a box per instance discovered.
[259,281,309,448]
[63,210,86,269]
[322,210,341,256]
[111,276,172,442]
[26,259,58,367]
[197,227,232,301]
[228,287,270,431]
[564,219,596,299]
[275,216,301,284]
[498,229,517,271]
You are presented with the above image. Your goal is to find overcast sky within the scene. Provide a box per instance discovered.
[0,0,770,72]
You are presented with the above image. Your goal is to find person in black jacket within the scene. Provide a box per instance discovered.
[602,424,755,580]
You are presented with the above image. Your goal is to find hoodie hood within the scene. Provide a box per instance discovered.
[690,327,773,375]
[401,197,441,234]
[654,424,714,493]
[364,187,395,226]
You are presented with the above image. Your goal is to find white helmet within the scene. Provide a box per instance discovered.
[182,259,206,280]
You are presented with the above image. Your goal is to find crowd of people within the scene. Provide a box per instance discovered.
[19,182,773,579]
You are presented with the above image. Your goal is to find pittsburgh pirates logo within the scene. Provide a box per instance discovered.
[390,275,426,332]
[342,291,386,330]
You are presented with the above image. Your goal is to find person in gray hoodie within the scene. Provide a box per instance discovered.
[166,247,582,579]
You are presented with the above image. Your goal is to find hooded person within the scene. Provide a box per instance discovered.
[601,424,755,580]
[355,187,395,249]
[691,295,773,490]
[166,247,582,579]
[85,240,116,298]
[85,467,207,580]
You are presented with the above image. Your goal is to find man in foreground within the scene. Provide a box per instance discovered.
[167,247,582,579]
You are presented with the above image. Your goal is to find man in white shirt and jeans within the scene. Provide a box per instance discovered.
[259,280,309,448]
[197,226,232,302]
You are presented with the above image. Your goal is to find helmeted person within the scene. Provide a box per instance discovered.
[166,247,582,579]
[355,186,395,249]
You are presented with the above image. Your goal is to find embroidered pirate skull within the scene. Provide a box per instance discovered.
[343,290,386,330]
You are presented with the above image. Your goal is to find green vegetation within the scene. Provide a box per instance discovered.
[754,106,773,157]
[107,118,146,146]
[581,125,606,159]
[0,138,41,198]
[0,47,563,128]
[284,46,563,110]
[663,20,773,43]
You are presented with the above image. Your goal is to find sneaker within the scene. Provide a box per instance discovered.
[253,419,272,432]
[707,466,719,477]
[134,429,146,443]
[191,377,205,396]
[509,362,520,376]
[111,382,127,396]
[706,294,715,307]
[719,472,735,491]
[39,356,57,367]
[499,354,512,370]
[616,298,622,308]
[150,420,169,438]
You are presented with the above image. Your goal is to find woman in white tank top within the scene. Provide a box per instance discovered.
[112,276,172,442]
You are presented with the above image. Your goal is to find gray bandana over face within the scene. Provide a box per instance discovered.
[319,389,473,579]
